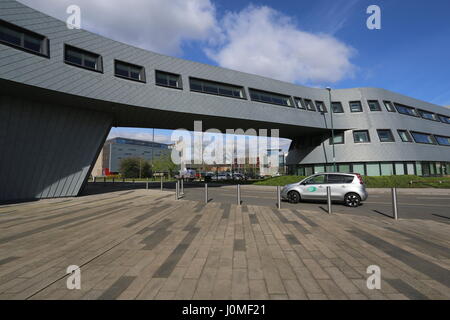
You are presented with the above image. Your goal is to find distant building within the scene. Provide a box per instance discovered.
[92,137,171,176]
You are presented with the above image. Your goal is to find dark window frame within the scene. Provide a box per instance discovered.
[191,77,246,100]
[418,109,439,122]
[249,88,293,107]
[329,132,345,145]
[397,130,413,143]
[349,101,363,113]
[383,101,397,112]
[437,114,450,124]
[155,70,183,90]
[376,129,396,142]
[410,131,437,145]
[353,130,371,143]
[394,103,419,117]
[304,99,316,111]
[368,100,382,112]
[0,19,50,58]
[331,102,344,113]
[434,135,450,146]
[114,60,146,83]
[64,44,103,73]
[294,97,306,109]
[315,101,327,113]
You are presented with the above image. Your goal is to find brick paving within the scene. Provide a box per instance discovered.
[0,189,449,300]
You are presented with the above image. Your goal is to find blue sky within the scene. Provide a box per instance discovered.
[18,0,450,148]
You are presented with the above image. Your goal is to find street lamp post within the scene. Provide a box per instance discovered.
[326,87,336,172]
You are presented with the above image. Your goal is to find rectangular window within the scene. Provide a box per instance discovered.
[64,44,102,72]
[368,100,382,111]
[331,102,344,113]
[366,163,381,176]
[156,70,182,89]
[397,130,413,142]
[435,135,450,146]
[114,60,145,82]
[437,114,450,124]
[394,103,419,117]
[352,163,365,175]
[377,129,395,142]
[0,19,49,57]
[249,89,292,107]
[383,101,396,112]
[353,130,370,143]
[381,163,394,176]
[329,132,344,145]
[418,109,438,121]
[395,163,405,175]
[315,101,327,113]
[411,132,436,144]
[191,78,245,99]
[327,174,354,184]
[304,99,316,111]
[349,101,363,112]
[294,97,306,109]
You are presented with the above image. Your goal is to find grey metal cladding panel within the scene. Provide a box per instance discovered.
[0,95,111,201]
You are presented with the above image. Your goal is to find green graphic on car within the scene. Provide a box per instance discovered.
[307,186,317,192]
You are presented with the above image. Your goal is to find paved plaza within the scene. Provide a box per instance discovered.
[0,188,449,300]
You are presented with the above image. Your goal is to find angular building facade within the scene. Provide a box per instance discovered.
[0,0,449,202]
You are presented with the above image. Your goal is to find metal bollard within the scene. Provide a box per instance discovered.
[112,177,115,184]
[181,179,184,195]
[392,188,398,220]
[146,178,149,190]
[326,186,332,214]
[160,176,163,191]
[93,176,96,183]
[237,184,241,205]
[205,183,208,204]
[277,185,281,209]
[175,181,179,200]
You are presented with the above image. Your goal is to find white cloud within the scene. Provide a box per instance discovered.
[206,5,356,84]
[18,0,217,55]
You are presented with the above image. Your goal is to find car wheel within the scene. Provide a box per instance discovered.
[287,191,301,204]
[344,193,361,207]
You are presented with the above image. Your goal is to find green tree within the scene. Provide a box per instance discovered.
[119,157,152,178]
[152,154,179,178]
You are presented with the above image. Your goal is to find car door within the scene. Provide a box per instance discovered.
[327,174,354,201]
[299,174,327,199]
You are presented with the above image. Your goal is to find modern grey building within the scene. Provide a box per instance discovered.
[92,137,170,176]
[0,0,449,202]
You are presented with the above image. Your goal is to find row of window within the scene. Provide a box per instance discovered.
[288,161,450,177]
[2,19,450,125]
[330,129,450,146]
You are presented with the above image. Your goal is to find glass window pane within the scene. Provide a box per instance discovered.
[190,79,202,91]
[338,164,351,173]
[331,102,343,113]
[66,48,83,65]
[415,162,423,176]
[384,101,396,112]
[435,136,450,146]
[314,165,324,174]
[381,163,394,176]
[353,131,370,143]
[130,67,141,80]
[305,167,313,176]
[411,132,434,144]
[115,63,129,77]
[366,163,381,176]
[353,163,365,175]
[377,130,394,142]
[23,34,42,52]
[406,163,415,175]
[350,101,362,112]
[395,163,405,175]
[0,25,22,46]
[83,54,97,69]
[368,100,381,111]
